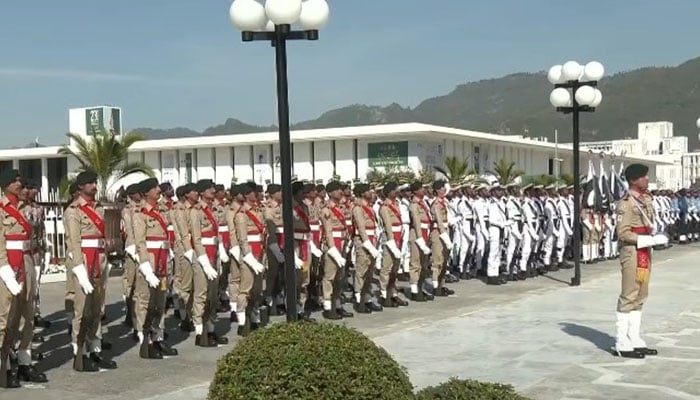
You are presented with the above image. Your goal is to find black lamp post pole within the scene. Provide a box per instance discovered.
[242,24,319,322]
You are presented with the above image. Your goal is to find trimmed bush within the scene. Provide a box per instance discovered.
[416,378,532,400]
[208,322,414,400]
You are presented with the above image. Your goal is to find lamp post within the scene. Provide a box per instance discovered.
[548,60,604,287]
[229,0,330,322]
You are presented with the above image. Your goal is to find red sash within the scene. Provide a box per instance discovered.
[78,203,105,237]
[142,206,168,233]
[243,209,264,260]
[294,205,311,232]
[202,206,219,236]
[77,203,105,279]
[294,205,310,262]
[0,202,32,237]
[1,203,32,279]
[330,207,347,230]
[631,226,652,283]
[220,228,231,250]
[386,203,403,246]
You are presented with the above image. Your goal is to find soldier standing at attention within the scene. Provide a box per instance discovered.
[133,178,178,359]
[225,185,243,323]
[352,183,381,314]
[66,171,117,372]
[430,180,454,296]
[64,182,80,336]
[173,184,197,332]
[614,163,668,359]
[189,179,226,347]
[213,184,231,313]
[378,182,408,307]
[263,184,285,314]
[408,181,433,301]
[122,183,142,331]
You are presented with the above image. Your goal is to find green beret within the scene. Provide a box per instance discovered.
[0,169,20,188]
[230,184,240,197]
[182,183,196,194]
[196,179,215,193]
[432,180,447,191]
[353,183,370,197]
[76,171,97,186]
[267,184,281,195]
[69,181,79,195]
[292,181,305,195]
[175,185,186,198]
[159,182,173,192]
[624,163,649,182]
[409,181,422,192]
[383,181,398,194]
[214,184,225,192]
[239,183,253,196]
[126,183,141,195]
[139,178,159,193]
[315,184,325,192]
[326,181,341,193]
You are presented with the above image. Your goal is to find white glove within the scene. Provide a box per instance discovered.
[168,248,175,262]
[385,240,402,259]
[414,237,432,255]
[439,232,454,250]
[653,234,669,246]
[636,235,655,249]
[219,243,230,263]
[184,249,194,263]
[125,244,137,260]
[72,264,94,294]
[229,245,241,262]
[268,243,285,263]
[309,241,323,258]
[138,262,160,289]
[197,254,218,280]
[0,265,21,296]
[242,252,265,275]
[362,240,379,258]
[294,254,304,270]
[327,247,346,267]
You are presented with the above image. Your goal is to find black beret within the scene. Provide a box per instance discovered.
[292,181,305,195]
[340,182,349,190]
[410,181,422,192]
[267,184,281,194]
[353,183,370,197]
[326,181,341,193]
[0,169,20,187]
[432,180,446,191]
[239,183,253,196]
[69,181,79,195]
[315,184,325,192]
[196,179,215,193]
[255,184,263,193]
[383,181,398,194]
[139,178,159,193]
[303,183,314,193]
[245,180,256,190]
[76,171,97,186]
[624,164,649,182]
[230,184,240,196]
[215,184,225,192]
[175,185,186,198]
[182,183,197,194]
[159,182,173,192]
[126,183,141,195]
[24,181,37,190]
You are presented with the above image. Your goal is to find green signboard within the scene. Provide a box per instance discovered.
[85,108,104,135]
[368,141,408,167]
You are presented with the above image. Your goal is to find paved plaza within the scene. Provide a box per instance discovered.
[3,244,700,400]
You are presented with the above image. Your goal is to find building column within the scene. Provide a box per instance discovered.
[40,158,49,202]
[12,159,18,169]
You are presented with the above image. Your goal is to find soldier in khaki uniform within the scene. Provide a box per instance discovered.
[306,183,324,308]
[291,182,315,321]
[121,183,141,331]
[133,178,178,359]
[22,182,50,330]
[225,185,243,322]
[158,182,177,312]
[351,183,382,314]
[189,179,227,347]
[263,184,285,315]
[378,182,409,307]
[213,184,231,313]
[234,183,266,336]
[408,181,433,301]
[0,170,47,388]
[613,164,667,359]
[430,180,454,296]
[581,206,596,263]
[64,182,80,336]
[65,171,117,372]
[320,181,353,320]
[174,183,197,332]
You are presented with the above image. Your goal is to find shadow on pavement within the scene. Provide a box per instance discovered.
[559,322,614,352]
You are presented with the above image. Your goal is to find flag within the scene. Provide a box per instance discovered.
[610,161,626,200]
[596,159,610,211]
[582,159,596,207]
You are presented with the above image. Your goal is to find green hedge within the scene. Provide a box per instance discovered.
[208,322,414,400]
[416,378,532,400]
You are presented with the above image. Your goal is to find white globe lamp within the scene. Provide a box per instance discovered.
[265,0,302,25]
[550,88,571,108]
[299,0,329,30]
[590,89,603,107]
[575,86,596,106]
[561,61,583,81]
[583,61,605,82]
[230,0,267,31]
[696,117,700,129]
[547,65,564,85]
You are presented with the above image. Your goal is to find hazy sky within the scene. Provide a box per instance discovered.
[1,0,698,146]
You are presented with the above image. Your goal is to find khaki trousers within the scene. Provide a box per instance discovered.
[176,253,194,319]
[617,245,649,313]
[379,246,400,298]
[265,252,282,301]
[430,231,448,287]
[409,239,428,287]
[0,281,19,364]
[191,258,218,327]
[229,258,240,305]
[17,259,36,354]
[134,272,167,341]
[65,267,75,314]
[72,255,107,353]
[236,262,262,313]
[322,252,339,302]
[353,238,373,303]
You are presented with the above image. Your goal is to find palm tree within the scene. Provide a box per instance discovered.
[490,158,525,186]
[434,156,472,184]
[59,131,153,201]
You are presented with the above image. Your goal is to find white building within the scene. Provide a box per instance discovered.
[0,106,664,201]
[578,121,687,190]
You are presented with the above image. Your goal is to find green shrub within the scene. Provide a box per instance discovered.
[416,378,532,400]
[208,322,414,400]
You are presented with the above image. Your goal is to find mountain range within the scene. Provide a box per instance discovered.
[132,56,700,149]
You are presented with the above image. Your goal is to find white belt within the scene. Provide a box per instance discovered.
[201,237,217,246]
[294,232,310,240]
[420,223,430,229]
[81,239,105,248]
[391,226,402,233]
[310,224,320,231]
[345,221,353,226]
[247,234,262,242]
[366,231,375,236]
[5,240,30,251]
[275,227,284,233]
[146,240,169,249]
[331,231,345,238]
[167,225,174,232]
[218,225,229,232]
